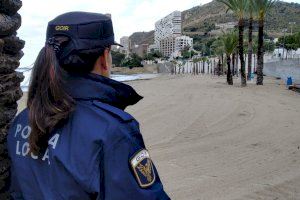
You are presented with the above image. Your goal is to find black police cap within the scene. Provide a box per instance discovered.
[46,12,122,59]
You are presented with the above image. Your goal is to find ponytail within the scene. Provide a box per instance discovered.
[27,42,75,155]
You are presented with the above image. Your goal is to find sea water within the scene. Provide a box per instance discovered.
[17,68,158,92]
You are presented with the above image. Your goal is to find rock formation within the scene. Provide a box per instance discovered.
[0,0,24,198]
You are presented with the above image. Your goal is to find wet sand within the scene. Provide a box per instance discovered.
[18,75,300,199]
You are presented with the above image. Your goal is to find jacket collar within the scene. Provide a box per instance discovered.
[65,73,143,110]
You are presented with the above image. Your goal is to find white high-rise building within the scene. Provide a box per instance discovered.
[120,36,131,55]
[175,36,193,51]
[155,11,181,50]
[160,37,176,57]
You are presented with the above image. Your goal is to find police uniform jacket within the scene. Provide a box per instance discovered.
[7,73,171,200]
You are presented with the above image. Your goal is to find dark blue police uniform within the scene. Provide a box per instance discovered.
[7,73,171,199]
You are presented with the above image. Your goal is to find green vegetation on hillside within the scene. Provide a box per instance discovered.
[128,1,299,46]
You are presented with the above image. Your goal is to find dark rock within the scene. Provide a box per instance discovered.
[0,0,24,196]
[0,171,9,182]
[14,50,24,60]
[2,35,25,55]
[0,71,24,85]
[0,39,4,53]
[0,159,10,195]
[0,103,17,114]
[0,13,21,37]
[0,157,9,174]
[0,192,10,200]
[0,0,22,16]
[0,107,17,127]
[0,87,22,106]
[0,54,20,73]
[0,129,7,143]
[0,75,24,97]
[0,123,11,137]
[0,143,7,157]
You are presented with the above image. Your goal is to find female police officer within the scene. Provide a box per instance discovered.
[7,12,170,200]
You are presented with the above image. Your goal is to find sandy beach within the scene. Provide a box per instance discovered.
[18,75,300,200]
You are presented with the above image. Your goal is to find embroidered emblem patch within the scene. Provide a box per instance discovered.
[130,149,156,188]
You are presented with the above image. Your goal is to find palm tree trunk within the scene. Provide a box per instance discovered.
[192,63,195,75]
[247,16,253,81]
[236,52,239,77]
[221,54,224,74]
[254,54,256,73]
[256,17,264,85]
[232,53,235,76]
[238,19,247,86]
[174,64,176,75]
[227,55,233,85]
[208,62,210,74]
[0,1,24,198]
[213,60,215,75]
[218,59,221,76]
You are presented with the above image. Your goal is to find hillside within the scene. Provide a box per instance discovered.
[129,30,154,46]
[129,0,300,45]
[182,0,300,37]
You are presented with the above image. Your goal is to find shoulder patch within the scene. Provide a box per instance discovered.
[130,149,156,188]
[92,101,134,122]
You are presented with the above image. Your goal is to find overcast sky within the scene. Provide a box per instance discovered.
[18,0,299,67]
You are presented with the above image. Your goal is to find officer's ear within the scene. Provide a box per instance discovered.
[92,47,112,77]
[103,47,112,69]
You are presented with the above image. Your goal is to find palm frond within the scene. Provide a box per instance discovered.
[253,0,277,19]
[217,0,250,19]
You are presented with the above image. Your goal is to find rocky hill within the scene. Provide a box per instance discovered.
[129,30,154,46]
[129,0,300,45]
[182,0,300,37]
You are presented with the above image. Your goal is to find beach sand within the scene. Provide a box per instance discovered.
[18,75,300,199]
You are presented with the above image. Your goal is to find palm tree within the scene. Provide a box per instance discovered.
[247,0,254,80]
[232,51,236,76]
[254,0,277,85]
[171,60,177,75]
[221,31,238,85]
[0,1,24,198]
[218,0,248,87]
[211,38,224,76]
[192,58,197,75]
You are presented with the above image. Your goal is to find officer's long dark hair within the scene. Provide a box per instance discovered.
[27,36,101,155]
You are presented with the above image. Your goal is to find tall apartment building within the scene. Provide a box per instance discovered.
[120,36,131,55]
[154,11,181,55]
[175,36,193,51]
[159,37,176,57]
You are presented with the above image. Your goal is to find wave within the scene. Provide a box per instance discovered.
[17,68,158,92]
